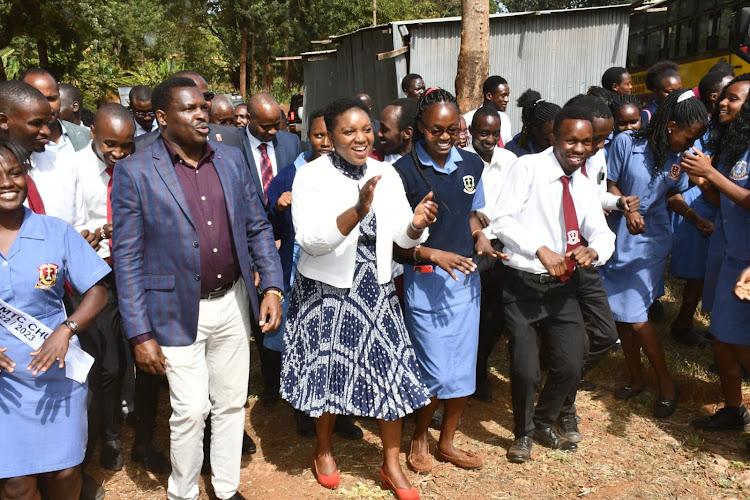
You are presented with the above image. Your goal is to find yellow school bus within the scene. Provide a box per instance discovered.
[628,0,750,98]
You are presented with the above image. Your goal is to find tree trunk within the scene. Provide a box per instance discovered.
[0,56,6,82]
[455,0,490,113]
[250,23,257,91]
[262,41,271,91]
[239,20,248,100]
[37,37,49,68]
[373,0,377,26]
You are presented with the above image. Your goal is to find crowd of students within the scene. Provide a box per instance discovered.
[0,59,748,500]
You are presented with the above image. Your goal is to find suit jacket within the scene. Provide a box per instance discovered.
[135,124,244,151]
[112,136,283,347]
[61,119,91,151]
[240,129,302,204]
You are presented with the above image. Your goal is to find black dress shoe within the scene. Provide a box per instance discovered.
[614,383,646,401]
[533,427,578,452]
[578,380,596,392]
[225,492,247,500]
[333,415,363,440]
[653,382,680,419]
[242,430,257,454]
[79,471,105,500]
[100,439,124,471]
[692,406,750,432]
[506,436,532,463]
[295,410,316,438]
[131,443,172,473]
[556,414,582,443]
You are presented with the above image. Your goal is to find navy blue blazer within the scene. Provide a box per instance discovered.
[112,136,283,347]
[240,129,302,204]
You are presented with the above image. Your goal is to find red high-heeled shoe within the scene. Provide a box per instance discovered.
[379,467,419,500]
[313,457,339,489]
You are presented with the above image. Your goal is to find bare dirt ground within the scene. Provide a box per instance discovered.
[86,278,750,499]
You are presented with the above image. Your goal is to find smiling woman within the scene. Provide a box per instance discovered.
[281,97,438,498]
[0,140,109,498]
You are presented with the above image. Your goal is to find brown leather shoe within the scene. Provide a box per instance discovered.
[434,448,483,470]
[407,441,433,474]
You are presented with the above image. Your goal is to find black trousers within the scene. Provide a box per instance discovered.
[575,266,618,375]
[503,267,586,439]
[75,273,127,443]
[475,244,506,394]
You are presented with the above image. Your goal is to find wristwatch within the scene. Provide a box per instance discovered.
[616,197,625,210]
[62,320,79,334]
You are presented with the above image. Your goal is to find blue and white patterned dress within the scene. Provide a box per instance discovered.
[280,206,431,421]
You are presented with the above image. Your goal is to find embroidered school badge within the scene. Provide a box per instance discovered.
[35,263,60,290]
[730,160,749,182]
[567,230,580,246]
[462,175,476,194]
[668,164,681,180]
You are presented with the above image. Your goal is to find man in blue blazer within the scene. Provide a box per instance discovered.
[241,92,302,206]
[239,92,301,405]
[112,77,283,500]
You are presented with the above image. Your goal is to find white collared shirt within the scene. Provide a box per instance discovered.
[464,143,517,240]
[245,128,278,194]
[71,143,112,259]
[46,120,77,156]
[27,144,88,231]
[134,119,158,137]
[491,147,615,274]
[583,149,620,211]
[463,108,513,147]
[384,152,402,165]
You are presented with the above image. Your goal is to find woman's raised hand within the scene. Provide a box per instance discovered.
[413,191,438,229]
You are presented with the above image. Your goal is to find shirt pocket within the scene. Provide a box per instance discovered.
[143,274,175,291]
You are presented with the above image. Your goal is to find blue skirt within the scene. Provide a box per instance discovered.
[702,216,725,314]
[669,187,717,279]
[710,257,750,345]
[403,265,481,399]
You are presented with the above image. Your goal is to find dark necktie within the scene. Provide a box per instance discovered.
[580,163,588,178]
[258,143,273,204]
[106,167,114,225]
[559,175,581,282]
[26,175,46,214]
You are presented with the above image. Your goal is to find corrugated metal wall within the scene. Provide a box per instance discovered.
[409,8,630,135]
[303,7,630,139]
[302,27,397,136]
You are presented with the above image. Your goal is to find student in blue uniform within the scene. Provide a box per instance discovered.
[610,94,642,137]
[600,89,708,418]
[0,141,109,499]
[393,88,503,473]
[504,89,560,157]
[681,74,750,432]
[641,60,682,127]
[601,67,633,95]
[668,71,734,347]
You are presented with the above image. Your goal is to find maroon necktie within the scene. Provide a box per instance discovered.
[581,163,588,178]
[559,176,581,282]
[258,143,273,204]
[26,175,46,214]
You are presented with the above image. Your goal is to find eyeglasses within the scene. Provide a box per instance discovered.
[421,121,460,137]
[132,110,155,118]
[203,92,215,102]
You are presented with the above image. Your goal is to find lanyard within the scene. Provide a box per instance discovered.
[0,297,94,384]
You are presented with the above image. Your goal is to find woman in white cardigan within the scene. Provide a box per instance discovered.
[280,97,437,499]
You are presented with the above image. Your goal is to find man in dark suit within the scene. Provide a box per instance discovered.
[112,77,283,500]
[241,92,302,206]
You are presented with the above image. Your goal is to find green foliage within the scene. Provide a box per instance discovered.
[501,0,630,12]
[0,0,563,109]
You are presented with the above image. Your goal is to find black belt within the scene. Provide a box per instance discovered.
[507,267,560,284]
[200,279,238,300]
